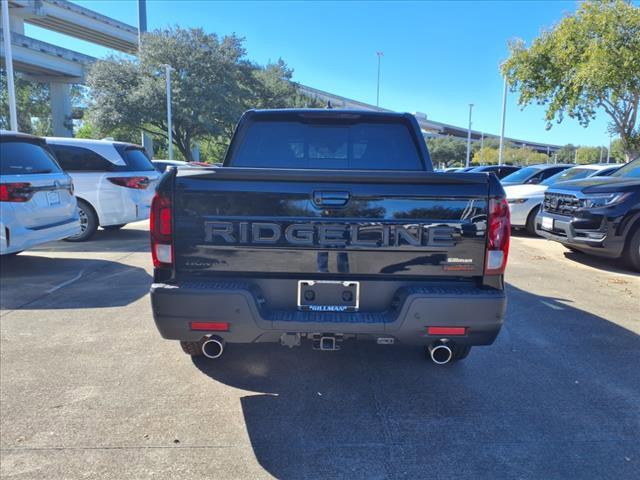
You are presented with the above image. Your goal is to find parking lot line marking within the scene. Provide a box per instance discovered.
[540,300,564,310]
[46,271,84,294]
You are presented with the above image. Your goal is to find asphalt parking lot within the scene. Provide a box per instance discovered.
[1,222,638,479]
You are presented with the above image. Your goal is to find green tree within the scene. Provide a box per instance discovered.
[502,0,640,161]
[576,146,603,164]
[426,136,467,167]
[1,70,51,134]
[556,144,577,164]
[86,27,309,161]
[609,138,626,163]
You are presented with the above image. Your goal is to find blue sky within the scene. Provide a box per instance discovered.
[25,0,621,147]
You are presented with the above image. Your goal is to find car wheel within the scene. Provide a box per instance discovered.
[624,227,640,272]
[180,340,203,356]
[65,200,98,242]
[102,224,127,231]
[526,205,540,236]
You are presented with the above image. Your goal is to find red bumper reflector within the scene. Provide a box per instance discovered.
[427,326,466,336]
[191,322,229,332]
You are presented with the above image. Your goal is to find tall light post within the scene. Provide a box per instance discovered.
[161,64,174,160]
[465,103,474,168]
[2,0,18,131]
[498,76,508,166]
[137,0,147,47]
[608,135,612,163]
[138,0,149,152]
[376,52,383,108]
[480,132,484,164]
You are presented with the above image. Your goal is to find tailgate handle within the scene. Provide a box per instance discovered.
[313,191,350,207]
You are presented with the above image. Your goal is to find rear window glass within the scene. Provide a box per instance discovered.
[229,121,423,170]
[120,148,155,172]
[0,140,62,175]
[48,145,113,171]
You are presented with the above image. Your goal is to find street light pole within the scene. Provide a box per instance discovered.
[465,104,474,168]
[608,135,612,163]
[2,0,19,131]
[376,52,383,108]
[498,76,508,166]
[137,0,147,47]
[480,132,484,164]
[161,64,174,160]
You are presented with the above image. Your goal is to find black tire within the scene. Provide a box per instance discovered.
[623,227,640,272]
[102,224,126,231]
[65,199,98,242]
[180,340,203,356]
[525,205,540,236]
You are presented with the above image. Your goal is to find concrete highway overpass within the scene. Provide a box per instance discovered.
[1,0,134,136]
[298,84,561,154]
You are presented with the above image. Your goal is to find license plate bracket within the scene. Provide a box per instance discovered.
[47,190,61,206]
[297,280,360,312]
[541,216,554,231]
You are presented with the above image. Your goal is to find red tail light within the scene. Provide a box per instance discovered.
[107,176,150,189]
[0,183,33,202]
[150,193,173,268]
[485,197,510,275]
[427,326,466,336]
[191,322,229,332]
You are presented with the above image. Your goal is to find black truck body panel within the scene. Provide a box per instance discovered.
[150,110,508,352]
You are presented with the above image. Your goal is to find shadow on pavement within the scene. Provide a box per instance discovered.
[32,228,150,254]
[511,229,637,276]
[192,284,639,479]
[0,255,151,310]
[563,250,638,276]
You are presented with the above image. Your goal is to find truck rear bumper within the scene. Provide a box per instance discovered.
[150,281,506,347]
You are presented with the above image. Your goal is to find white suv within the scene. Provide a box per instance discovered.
[45,138,160,241]
[1,131,80,255]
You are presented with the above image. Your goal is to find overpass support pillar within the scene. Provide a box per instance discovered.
[50,82,73,137]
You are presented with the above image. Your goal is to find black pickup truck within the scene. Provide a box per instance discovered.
[150,109,510,364]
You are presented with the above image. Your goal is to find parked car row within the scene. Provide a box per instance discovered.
[1,131,159,254]
[436,159,638,270]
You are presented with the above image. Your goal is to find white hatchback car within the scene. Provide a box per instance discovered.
[45,138,160,241]
[1,131,80,255]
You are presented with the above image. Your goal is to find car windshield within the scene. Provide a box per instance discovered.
[541,167,596,186]
[501,166,540,183]
[610,159,640,178]
[0,140,62,175]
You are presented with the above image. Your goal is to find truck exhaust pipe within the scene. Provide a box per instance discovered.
[428,340,453,365]
[202,336,225,359]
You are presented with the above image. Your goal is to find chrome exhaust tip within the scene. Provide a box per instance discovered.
[202,336,225,359]
[428,341,453,365]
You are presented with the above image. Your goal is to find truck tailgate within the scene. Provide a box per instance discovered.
[172,168,489,279]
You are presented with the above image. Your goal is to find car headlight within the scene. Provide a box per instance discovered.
[507,198,528,204]
[579,192,630,209]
